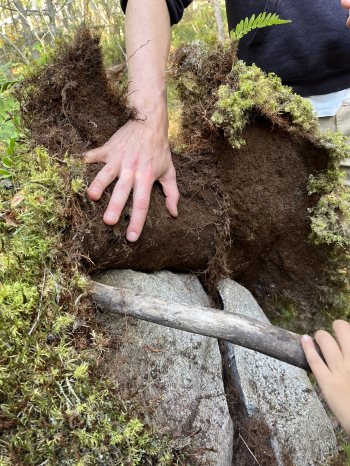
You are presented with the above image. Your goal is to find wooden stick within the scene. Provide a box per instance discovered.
[91,282,325,372]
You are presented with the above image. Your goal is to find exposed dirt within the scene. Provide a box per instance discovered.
[14,28,132,155]
[15,28,341,325]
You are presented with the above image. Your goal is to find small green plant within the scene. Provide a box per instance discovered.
[232,12,291,40]
[343,443,350,465]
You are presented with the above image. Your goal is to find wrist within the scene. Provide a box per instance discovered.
[131,96,168,125]
[130,90,167,114]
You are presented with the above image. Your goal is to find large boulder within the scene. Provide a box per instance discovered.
[93,269,234,465]
[219,278,338,466]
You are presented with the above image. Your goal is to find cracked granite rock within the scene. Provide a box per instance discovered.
[93,269,233,466]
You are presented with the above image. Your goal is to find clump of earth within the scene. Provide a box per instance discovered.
[15,28,350,330]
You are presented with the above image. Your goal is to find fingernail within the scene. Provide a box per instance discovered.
[301,335,310,342]
[127,232,138,242]
[88,187,100,198]
[104,212,117,223]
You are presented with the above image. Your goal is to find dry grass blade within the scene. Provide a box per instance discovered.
[239,433,260,465]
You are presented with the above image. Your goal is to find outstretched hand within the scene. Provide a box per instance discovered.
[85,115,179,242]
[341,0,350,27]
[301,320,350,436]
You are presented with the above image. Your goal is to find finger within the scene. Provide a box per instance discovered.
[84,145,109,164]
[314,329,343,371]
[341,0,350,9]
[301,335,331,383]
[332,320,350,356]
[158,164,180,217]
[103,170,134,225]
[87,162,120,201]
[127,171,154,242]
[347,12,350,28]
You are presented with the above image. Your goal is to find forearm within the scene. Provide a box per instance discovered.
[125,0,171,116]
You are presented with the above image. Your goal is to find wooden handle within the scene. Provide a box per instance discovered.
[90,281,325,372]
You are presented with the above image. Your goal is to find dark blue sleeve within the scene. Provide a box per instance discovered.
[120,0,193,26]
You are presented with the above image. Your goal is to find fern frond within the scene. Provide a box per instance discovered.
[232,12,291,41]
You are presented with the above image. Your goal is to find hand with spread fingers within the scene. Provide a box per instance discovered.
[86,0,179,242]
[85,116,178,242]
[301,320,350,436]
[341,0,350,26]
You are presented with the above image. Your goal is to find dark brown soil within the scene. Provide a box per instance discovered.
[67,117,333,327]
[15,28,342,325]
[14,29,132,155]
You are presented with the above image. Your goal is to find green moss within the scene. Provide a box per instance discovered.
[308,130,350,246]
[212,61,319,148]
[0,146,175,465]
[71,178,87,195]
[211,55,350,251]
[20,36,67,81]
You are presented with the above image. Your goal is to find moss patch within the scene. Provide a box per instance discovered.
[0,147,179,465]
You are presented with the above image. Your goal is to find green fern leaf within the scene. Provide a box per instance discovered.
[262,13,272,27]
[231,12,291,40]
[253,13,263,28]
[248,14,256,29]
[244,17,249,31]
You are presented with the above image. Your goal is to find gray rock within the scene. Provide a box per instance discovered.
[218,278,338,466]
[93,269,233,466]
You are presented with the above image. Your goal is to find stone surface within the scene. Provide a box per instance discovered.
[218,278,338,466]
[93,269,233,466]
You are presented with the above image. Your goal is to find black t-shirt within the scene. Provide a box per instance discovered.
[120,0,350,96]
[120,0,192,25]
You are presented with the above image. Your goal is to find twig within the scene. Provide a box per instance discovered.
[127,40,151,63]
[28,256,60,335]
[312,459,326,466]
[0,31,29,63]
[239,434,260,465]
[89,0,126,59]
[42,255,60,303]
[130,335,165,353]
[56,0,78,13]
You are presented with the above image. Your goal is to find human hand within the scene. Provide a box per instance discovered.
[341,0,350,27]
[85,113,179,242]
[301,320,350,436]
